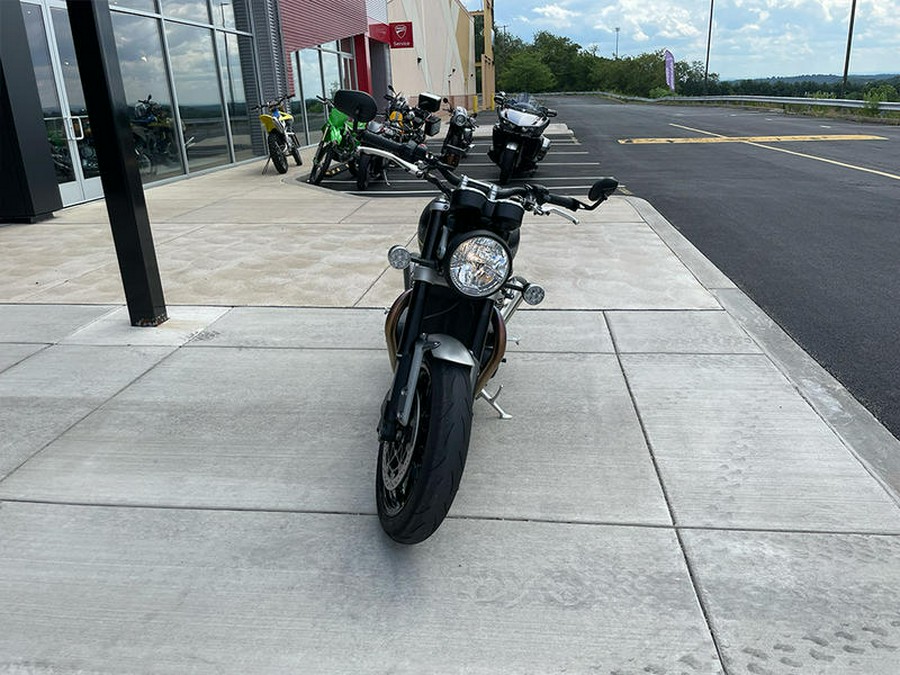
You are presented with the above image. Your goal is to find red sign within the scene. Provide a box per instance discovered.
[369,22,390,44]
[390,22,414,49]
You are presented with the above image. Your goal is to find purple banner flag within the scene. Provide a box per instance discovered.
[664,49,675,91]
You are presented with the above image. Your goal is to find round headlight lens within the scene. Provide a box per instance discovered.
[448,235,510,297]
[453,112,468,126]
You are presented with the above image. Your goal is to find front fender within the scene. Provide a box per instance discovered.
[323,124,343,143]
[427,334,477,368]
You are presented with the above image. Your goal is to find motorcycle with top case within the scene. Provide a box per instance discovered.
[331,89,619,544]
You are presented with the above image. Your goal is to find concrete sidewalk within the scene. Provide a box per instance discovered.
[1,158,900,674]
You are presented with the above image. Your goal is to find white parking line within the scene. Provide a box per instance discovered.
[349,185,604,196]
[459,162,600,167]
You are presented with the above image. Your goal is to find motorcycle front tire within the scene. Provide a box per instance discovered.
[356,153,371,191]
[291,145,303,166]
[376,357,473,544]
[498,147,516,185]
[308,141,333,185]
[268,131,289,174]
[441,131,461,168]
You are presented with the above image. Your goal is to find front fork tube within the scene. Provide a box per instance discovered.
[380,201,449,442]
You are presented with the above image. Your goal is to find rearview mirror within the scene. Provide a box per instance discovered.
[589,178,619,202]
[333,89,378,123]
[544,108,557,117]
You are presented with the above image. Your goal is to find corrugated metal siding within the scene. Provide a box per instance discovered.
[278,0,368,53]
[366,0,388,24]
[253,0,288,100]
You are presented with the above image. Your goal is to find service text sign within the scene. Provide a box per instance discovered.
[390,22,414,49]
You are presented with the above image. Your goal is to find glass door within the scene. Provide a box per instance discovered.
[21,0,103,206]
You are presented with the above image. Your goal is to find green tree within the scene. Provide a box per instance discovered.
[533,31,584,90]
[493,29,528,91]
[499,51,556,93]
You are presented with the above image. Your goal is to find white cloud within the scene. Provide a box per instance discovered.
[532,4,579,29]
[492,0,900,78]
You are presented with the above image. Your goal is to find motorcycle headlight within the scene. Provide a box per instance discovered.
[452,112,468,126]
[447,234,510,297]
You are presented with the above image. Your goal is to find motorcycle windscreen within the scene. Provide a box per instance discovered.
[333,90,377,123]
[501,108,544,128]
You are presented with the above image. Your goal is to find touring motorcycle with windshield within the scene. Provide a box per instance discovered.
[488,92,557,185]
[330,89,618,544]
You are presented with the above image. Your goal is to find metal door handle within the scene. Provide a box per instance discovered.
[71,116,85,141]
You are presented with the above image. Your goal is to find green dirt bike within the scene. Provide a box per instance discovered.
[307,93,365,185]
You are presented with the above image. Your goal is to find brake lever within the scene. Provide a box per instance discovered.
[544,207,579,225]
[533,202,579,224]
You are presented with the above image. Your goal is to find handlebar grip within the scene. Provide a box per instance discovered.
[545,193,580,211]
[360,130,428,163]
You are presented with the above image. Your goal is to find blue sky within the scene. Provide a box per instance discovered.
[461,1,900,80]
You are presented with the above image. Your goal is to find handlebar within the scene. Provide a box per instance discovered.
[357,130,616,213]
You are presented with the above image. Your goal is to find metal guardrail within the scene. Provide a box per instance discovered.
[544,91,900,112]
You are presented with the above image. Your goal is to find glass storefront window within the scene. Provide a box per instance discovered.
[165,22,230,172]
[21,3,73,185]
[292,42,357,146]
[321,51,341,98]
[109,0,157,11]
[50,9,100,182]
[160,0,210,23]
[299,49,325,145]
[211,0,235,29]
[216,31,254,161]
[112,12,183,181]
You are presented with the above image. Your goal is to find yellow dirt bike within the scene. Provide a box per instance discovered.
[254,94,303,174]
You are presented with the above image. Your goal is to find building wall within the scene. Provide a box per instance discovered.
[387,0,475,107]
[278,0,368,52]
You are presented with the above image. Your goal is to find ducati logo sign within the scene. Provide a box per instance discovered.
[389,21,414,49]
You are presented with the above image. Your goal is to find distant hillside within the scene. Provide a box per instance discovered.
[727,73,899,84]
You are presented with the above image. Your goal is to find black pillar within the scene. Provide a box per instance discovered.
[0,1,64,224]
[66,0,167,327]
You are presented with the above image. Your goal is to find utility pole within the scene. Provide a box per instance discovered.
[841,0,858,99]
[615,27,620,59]
[703,0,714,94]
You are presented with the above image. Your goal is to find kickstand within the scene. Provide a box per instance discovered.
[261,156,271,174]
[479,385,512,419]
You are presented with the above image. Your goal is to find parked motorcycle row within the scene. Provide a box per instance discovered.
[311,89,618,544]
[302,87,558,190]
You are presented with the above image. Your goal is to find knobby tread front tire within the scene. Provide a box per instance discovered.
[268,131,289,174]
[308,141,333,185]
[376,359,473,544]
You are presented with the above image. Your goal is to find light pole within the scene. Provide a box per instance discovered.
[615,27,620,59]
[841,0,858,98]
[703,0,714,94]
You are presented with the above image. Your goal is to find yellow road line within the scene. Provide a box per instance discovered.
[619,133,886,144]
[619,123,900,181]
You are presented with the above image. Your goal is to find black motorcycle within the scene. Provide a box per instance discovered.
[488,92,557,185]
[356,87,442,191]
[440,98,477,168]
[331,89,618,544]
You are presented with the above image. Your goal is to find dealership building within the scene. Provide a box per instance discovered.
[2,0,480,222]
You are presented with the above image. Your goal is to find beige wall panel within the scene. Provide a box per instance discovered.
[388,0,475,106]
